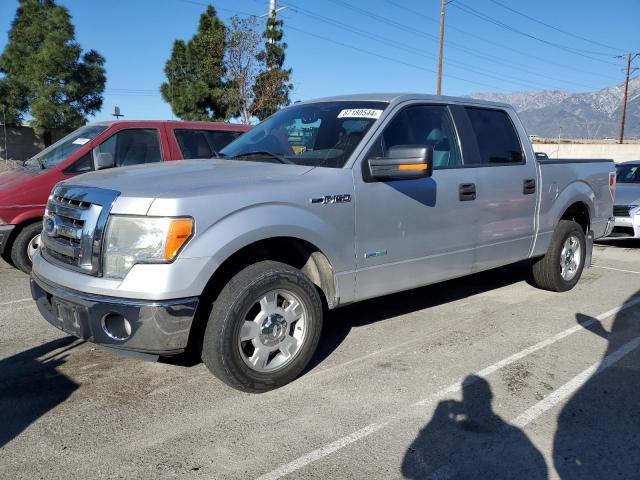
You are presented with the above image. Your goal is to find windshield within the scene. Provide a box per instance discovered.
[220,101,387,168]
[25,125,108,169]
[616,164,640,184]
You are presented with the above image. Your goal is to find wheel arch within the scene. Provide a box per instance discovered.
[2,216,42,263]
[560,201,590,233]
[184,236,337,357]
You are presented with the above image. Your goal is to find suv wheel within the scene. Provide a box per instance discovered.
[202,261,323,392]
[531,220,586,292]
[10,223,43,274]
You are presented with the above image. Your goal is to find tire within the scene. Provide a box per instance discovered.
[531,220,586,292]
[10,222,43,274]
[201,260,323,392]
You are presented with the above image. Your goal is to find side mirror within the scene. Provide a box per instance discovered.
[95,152,115,170]
[368,145,433,180]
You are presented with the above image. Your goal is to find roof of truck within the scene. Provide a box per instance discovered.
[87,120,251,131]
[294,93,512,109]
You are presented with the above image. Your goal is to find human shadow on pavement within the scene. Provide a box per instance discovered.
[401,375,548,479]
[553,294,640,479]
[0,336,80,447]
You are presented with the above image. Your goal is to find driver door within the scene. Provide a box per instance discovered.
[353,104,478,301]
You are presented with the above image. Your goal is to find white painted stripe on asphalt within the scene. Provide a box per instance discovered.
[593,265,640,275]
[513,336,640,428]
[0,298,32,307]
[255,423,388,480]
[255,297,640,480]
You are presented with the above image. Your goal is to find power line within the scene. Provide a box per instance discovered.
[383,0,619,83]
[486,0,624,53]
[281,0,569,91]
[282,22,503,91]
[451,1,620,66]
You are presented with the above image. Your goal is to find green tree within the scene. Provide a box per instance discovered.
[0,0,106,145]
[251,14,293,120]
[160,5,227,121]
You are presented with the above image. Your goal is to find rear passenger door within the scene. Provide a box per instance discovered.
[456,106,537,271]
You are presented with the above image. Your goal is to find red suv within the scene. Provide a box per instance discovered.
[0,120,250,273]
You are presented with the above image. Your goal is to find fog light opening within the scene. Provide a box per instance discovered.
[102,313,132,341]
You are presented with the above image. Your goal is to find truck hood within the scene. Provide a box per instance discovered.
[614,183,640,206]
[63,159,316,198]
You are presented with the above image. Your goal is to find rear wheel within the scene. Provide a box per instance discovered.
[10,223,42,274]
[201,261,323,392]
[531,220,586,292]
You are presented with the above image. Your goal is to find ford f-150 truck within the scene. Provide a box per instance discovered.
[30,94,616,392]
[0,120,250,274]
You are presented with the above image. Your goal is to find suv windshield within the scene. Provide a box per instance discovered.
[220,101,387,168]
[616,164,640,183]
[24,125,108,169]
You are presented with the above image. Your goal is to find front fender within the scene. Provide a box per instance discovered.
[10,207,46,226]
[180,201,354,287]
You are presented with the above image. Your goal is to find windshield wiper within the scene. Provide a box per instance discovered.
[231,151,293,164]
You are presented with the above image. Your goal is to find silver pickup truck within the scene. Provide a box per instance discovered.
[30,94,616,392]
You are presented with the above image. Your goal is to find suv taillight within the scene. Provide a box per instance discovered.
[609,172,616,201]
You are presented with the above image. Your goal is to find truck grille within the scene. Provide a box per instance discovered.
[613,205,631,217]
[41,185,119,275]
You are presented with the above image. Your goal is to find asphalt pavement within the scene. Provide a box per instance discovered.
[1,241,639,479]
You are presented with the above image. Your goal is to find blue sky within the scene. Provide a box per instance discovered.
[0,0,638,121]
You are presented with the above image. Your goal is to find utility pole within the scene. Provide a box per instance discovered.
[437,0,453,96]
[617,53,639,144]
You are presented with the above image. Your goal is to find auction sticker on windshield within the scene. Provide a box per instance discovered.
[72,138,90,145]
[337,109,383,119]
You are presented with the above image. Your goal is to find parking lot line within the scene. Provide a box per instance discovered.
[0,298,32,307]
[513,335,640,428]
[255,296,640,480]
[593,265,640,275]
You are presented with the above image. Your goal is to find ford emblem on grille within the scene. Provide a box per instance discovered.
[45,217,57,237]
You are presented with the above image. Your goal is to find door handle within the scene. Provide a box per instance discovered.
[459,183,476,201]
[523,178,536,195]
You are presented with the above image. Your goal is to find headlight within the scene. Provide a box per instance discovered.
[0,217,6,225]
[103,216,194,279]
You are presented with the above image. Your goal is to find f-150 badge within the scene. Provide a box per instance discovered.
[310,194,352,204]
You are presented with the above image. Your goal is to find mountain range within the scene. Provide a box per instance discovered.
[470,77,640,139]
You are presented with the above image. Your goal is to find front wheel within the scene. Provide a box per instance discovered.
[201,261,323,392]
[10,223,43,274]
[531,220,586,292]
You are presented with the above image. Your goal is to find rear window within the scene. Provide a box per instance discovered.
[616,164,640,183]
[174,129,242,159]
[465,108,524,165]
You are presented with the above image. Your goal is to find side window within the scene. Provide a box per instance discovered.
[465,108,524,165]
[369,105,461,169]
[204,130,241,152]
[98,129,162,167]
[63,152,93,174]
[174,129,214,159]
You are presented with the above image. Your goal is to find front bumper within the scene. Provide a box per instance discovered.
[0,224,15,255]
[607,214,640,238]
[30,272,199,356]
